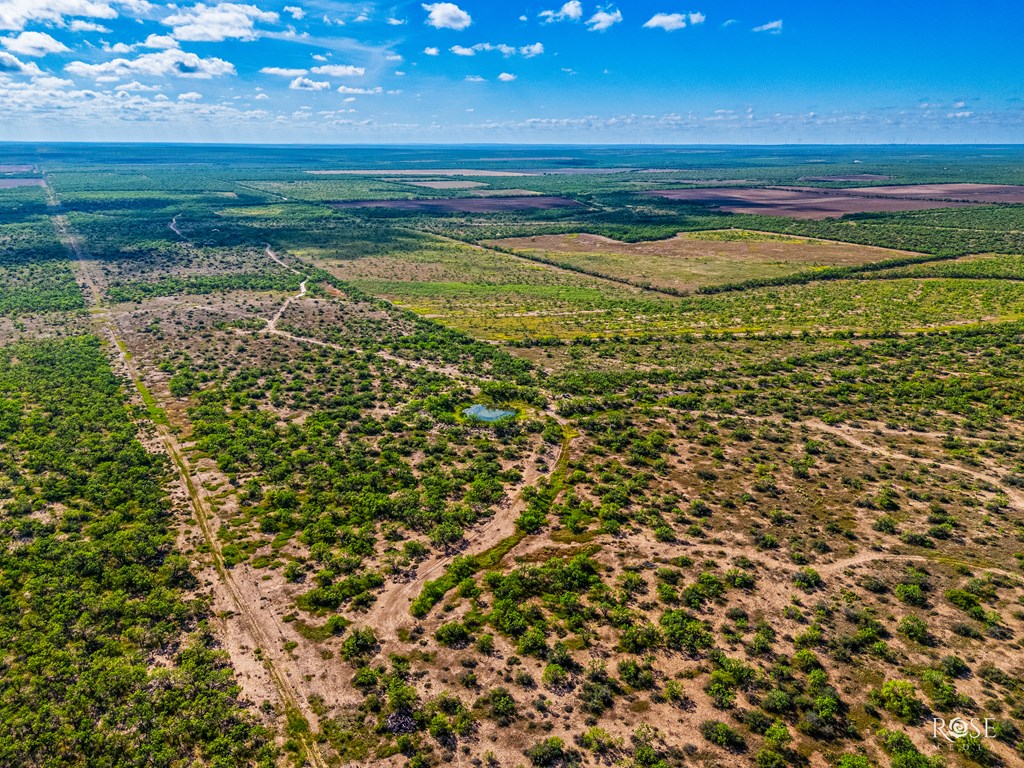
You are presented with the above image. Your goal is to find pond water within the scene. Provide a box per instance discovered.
[463,403,516,422]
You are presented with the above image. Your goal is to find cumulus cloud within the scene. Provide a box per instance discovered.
[539,1,582,22]
[450,42,542,58]
[1,31,70,56]
[422,2,471,30]
[336,85,383,94]
[260,66,306,76]
[498,72,516,81]
[0,0,116,31]
[177,90,201,100]
[69,20,111,32]
[162,3,279,42]
[586,9,622,31]
[289,75,329,90]
[464,74,483,81]
[65,48,235,80]
[643,13,686,31]
[423,46,439,55]
[114,79,159,90]
[386,17,405,25]
[753,19,782,33]
[141,33,178,49]
[283,5,303,20]
[0,49,41,74]
[311,64,364,76]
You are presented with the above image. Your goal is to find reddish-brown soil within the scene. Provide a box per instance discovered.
[308,168,531,176]
[0,178,45,188]
[647,187,974,219]
[331,195,582,212]
[835,182,1024,202]
[799,174,891,182]
[399,180,488,189]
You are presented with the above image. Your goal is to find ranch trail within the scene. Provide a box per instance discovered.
[55,206,331,768]
[363,426,580,637]
[803,418,1024,511]
[169,215,184,239]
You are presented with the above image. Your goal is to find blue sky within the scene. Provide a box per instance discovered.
[1,0,1023,143]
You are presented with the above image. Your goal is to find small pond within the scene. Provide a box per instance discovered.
[463,403,516,422]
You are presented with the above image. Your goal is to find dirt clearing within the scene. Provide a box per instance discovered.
[0,178,46,188]
[834,182,1024,202]
[647,187,975,218]
[331,195,582,212]
[399,180,489,189]
[307,168,533,176]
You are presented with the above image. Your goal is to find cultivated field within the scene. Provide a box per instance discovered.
[647,187,976,218]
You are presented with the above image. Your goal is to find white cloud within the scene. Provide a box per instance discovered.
[65,48,235,79]
[177,90,201,100]
[1,31,70,56]
[102,33,178,53]
[643,13,687,31]
[312,53,327,61]
[289,75,329,90]
[753,19,782,33]
[498,72,516,81]
[311,64,364,76]
[254,91,268,99]
[451,42,542,58]
[386,17,405,25]
[0,0,116,32]
[422,2,471,30]
[114,79,159,90]
[336,85,382,94]
[586,9,622,31]
[0,50,41,74]
[283,5,304,20]
[539,1,582,22]
[260,66,307,76]
[69,20,110,32]
[141,34,178,49]
[689,12,705,25]
[464,74,483,81]
[423,46,439,55]
[162,3,279,42]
